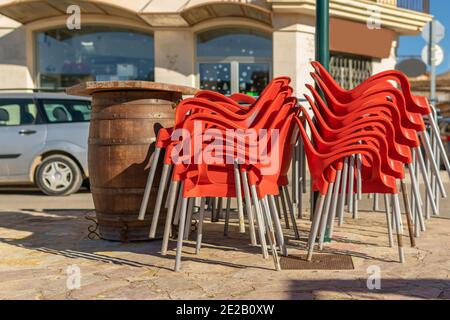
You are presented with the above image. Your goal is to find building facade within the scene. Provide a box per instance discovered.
[0,0,431,97]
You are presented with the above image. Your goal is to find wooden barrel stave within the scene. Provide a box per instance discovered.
[88,90,177,241]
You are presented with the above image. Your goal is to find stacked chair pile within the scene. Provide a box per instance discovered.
[138,62,450,272]
[138,77,300,271]
[297,62,450,263]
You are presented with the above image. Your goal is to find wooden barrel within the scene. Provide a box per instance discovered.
[67,81,198,241]
[88,90,178,241]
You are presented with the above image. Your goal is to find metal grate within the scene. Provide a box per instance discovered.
[280,254,354,270]
[330,54,372,90]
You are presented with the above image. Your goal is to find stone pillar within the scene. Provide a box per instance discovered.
[272,14,316,98]
[0,16,33,90]
[154,30,195,87]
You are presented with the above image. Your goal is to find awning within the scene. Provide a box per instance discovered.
[180,2,272,27]
[330,18,396,59]
[0,0,273,28]
[0,0,144,25]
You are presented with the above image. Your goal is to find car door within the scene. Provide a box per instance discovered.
[0,98,47,182]
[39,99,90,172]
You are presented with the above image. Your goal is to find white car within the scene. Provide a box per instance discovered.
[0,92,91,196]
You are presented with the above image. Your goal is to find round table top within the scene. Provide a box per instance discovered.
[66,81,199,97]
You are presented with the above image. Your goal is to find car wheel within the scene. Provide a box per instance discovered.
[35,155,83,196]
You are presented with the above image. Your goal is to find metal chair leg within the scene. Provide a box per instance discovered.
[408,163,426,232]
[282,185,300,240]
[250,184,269,259]
[161,181,180,256]
[356,153,362,200]
[328,169,342,238]
[268,195,287,256]
[337,157,349,226]
[149,163,171,238]
[275,194,287,228]
[183,198,194,240]
[419,131,447,198]
[428,110,450,178]
[241,171,257,246]
[400,180,416,247]
[373,194,380,212]
[224,197,231,236]
[279,187,290,229]
[164,171,175,210]
[174,196,188,272]
[383,194,394,247]
[416,147,438,216]
[318,182,334,250]
[347,155,355,213]
[307,194,325,261]
[260,197,281,271]
[392,194,405,263]
[138,147,161,220]
[233,160,245,233]
[173,184,183,226]
[196,197,206,254]
[298,141,304,219]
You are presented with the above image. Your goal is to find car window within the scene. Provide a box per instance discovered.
[42,100,91,123]
[0,99,38,126]
[72,102,91,121]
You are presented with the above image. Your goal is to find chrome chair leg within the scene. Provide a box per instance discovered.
[149,163,171,238]
[383,194,394,247]
[196,197,206,254]
[241,171,257,246]
[161,180,180,256]
[328,168,342,238]
[318,182,334,250]
[307,194,326,261]
[337,157,349,226]
[138,147,162,220]
[250,184,269,259]
[174,196,188,272]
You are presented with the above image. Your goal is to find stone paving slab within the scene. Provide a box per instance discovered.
[0,198,449,300]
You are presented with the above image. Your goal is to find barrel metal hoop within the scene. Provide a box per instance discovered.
[90,187,146,195]
[89,138,156,145]
[90,112,171,120]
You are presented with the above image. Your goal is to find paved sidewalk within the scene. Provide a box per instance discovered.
[0,199,449,300]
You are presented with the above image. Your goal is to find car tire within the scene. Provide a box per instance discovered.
[35,155,83,196]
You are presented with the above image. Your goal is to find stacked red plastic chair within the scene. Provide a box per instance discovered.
[137,62,450,271]
[297,61,449,263]
[139,77,300,271]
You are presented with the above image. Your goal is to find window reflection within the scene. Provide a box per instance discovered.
[239,63,270,96]
[199,63,231,95]
[197,28,272,58]
[197,28,272,96]
[36,26,154,88]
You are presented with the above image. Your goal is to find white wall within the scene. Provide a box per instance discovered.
[0,15,33,90]
[154,30,195,87]
[273,14,316,99]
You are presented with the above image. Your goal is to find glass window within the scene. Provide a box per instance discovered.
[36,26,154,89]
[197,28,272,58]
[199,63,231,95]
[42,100,91,123]
[238,63,270,96]
[196,28,272,96]
[0,100,38,126]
